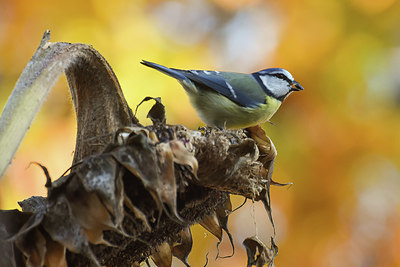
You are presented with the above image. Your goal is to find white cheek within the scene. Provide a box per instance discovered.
[260,76,289,97]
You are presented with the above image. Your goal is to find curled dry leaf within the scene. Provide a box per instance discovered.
[15,227,46,267]
[243,236,278,267]
[43,195,101,266]
[151,241,172,267]
[215,196,235,259]
[43,234,67,267]
[135,96,166,125]
[155,142,181,221]
[75,155,125,229]
[112,132,181,222]
[171,227,192,267]
[169,139,198,177]
[65,180,114,245]
[200,212,222,241]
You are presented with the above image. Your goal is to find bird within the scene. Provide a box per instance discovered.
[141,60,303,129]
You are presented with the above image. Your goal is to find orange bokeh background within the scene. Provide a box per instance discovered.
[1,0,400,266]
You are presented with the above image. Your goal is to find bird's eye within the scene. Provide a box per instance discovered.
[274,73,286,79]
[272,73,292,82]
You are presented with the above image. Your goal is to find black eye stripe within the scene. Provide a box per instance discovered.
[272,73,291,82]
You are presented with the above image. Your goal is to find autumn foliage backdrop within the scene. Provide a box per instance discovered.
[1,0,400,266]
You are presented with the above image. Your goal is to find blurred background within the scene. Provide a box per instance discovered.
[1,0,400,266]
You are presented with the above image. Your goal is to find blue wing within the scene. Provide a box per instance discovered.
[141,60,264,107]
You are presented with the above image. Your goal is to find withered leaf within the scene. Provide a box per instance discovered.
[64,177,114,245]
[216,196,234,259]
[112,133,181,222]
[15,227,46,267]
[246,126,275,165]
[155,142,181,221]
[151,241,172,267]
[124,194,151,232]
[18,196,47,214]
[135,96,166,125]
[171,227,192,267]
[169,139,198,177]
[199,212,222,241]
[0,209,34,239]
[0,209,40,267]
[247,126,278,239]
[43,234,67,267]
[42,196,100,266]
[243,236,278,267]
[114,126,152,145]
[75,155,125,228]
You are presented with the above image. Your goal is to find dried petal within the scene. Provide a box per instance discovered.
[75,155,125,228]
[43,235,67,267]
[15,227,46,267]
[19,196,47,214]
[112,134,163,214]
[169,139,198,177]
[0,209,34,239]
[216,196,234,259]
[42,196,100,266]
[243,236,278,267]
[135,96,166,125]
[246,126,275,164]
[199,212,222,241]
[156,142,180,221]
[113,133,181,222]
[124,194,151,232]
[171,227,192,267]
[65,175,114,234]
[151,242,172,267]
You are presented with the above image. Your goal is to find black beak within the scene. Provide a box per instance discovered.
[290,80,304,91]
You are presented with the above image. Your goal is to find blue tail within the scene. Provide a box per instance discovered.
[141,60,189,82]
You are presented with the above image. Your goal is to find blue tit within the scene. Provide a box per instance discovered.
[141,60,303,129]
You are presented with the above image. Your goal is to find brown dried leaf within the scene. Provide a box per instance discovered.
[216,196,234,259]
[135,97,166,125]
[151,242,172,267]
[247,126,278,240]
[112,133,181,222]
[199,211,222,241]
[75,155,125,228]
[43,235,67,267]
[19,196,47,214]
[156,142,181,221]
[270,180,293,187]
[0,237,22,267]
[15,227,46,267]
[112,134,162,214]
[246,126,275,164]
[114,126,152,145]
[0,210,34,239]
[148,97,166,125]
[171,227,192,267]
[0,209,46,267]
[243,236,278,267]
[169,139,198,177]
[247,128,291,187]
[67,187,113,245]
[42,196,100,266]
[0,210,30,266]
[124,193,151,232]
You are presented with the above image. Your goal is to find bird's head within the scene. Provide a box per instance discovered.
[253,68,304,101]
